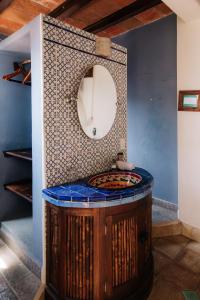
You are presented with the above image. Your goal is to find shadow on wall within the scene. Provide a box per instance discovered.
[113,14,178,205]
[0,34,6,41]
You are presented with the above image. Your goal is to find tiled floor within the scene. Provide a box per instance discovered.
[149,235,200,300]
[0,239,40,300]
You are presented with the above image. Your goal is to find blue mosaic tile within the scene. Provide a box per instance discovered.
[87,195,107,201]
[42,168,154,204]
[105,194,122,201]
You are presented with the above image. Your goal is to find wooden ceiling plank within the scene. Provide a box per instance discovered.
[63,17,87,29]
[0,0,172,39]
[49,0,93,19]
[0,16,21,35]
[156,3,173,15]
[84,0,162,33]
[106,17,143,36]
[136,7,163,23]
[1,0,49,24]
[31,0,63,10]
[0,0,12,13]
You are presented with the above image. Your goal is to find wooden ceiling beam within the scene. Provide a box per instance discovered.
[49,0,92,19]
[0,0,12,13]
[84,0,162,33]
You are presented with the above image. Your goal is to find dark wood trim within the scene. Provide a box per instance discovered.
[0,0,12,13]
[178,90,200,112]
[49,0,92,18]
[84,0,162,33]
[3,148,32,161]
[4,179,32,203]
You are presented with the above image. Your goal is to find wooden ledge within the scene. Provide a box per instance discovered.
[152,220,182,238]
[152,220,200,243]
[182,222,200,243]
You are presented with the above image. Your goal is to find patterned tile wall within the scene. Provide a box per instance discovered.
[43,15,127,187]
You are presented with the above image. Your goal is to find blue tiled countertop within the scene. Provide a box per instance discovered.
[42,167,153,208]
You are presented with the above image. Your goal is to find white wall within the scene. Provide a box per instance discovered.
[31,15,46,273]
[163,0,200,22]
[178,18,200,229]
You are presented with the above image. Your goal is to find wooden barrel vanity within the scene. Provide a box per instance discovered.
[43,168,154,300]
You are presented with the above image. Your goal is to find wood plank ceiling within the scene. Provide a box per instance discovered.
[0,0,172,38]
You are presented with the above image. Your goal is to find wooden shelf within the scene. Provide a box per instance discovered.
[4,148,32,161]
[4,180,32,203]
[3,78,31,86]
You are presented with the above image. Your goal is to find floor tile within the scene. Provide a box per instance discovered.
[11,272,40,300]
[0,273,17,300]
[186,241,200,254]
[153,250,172,276]
[0,289,18,300]
[148,277,184,300]
[0,241,40,299]
[0,245,20,268]
[153,235,189,259]
[0,273,8,293]
[0,245,30,284]
[2,262,31,287]
[158,263,200,290]
[0,246,30,284]
[166,235,190,245]
[176,248,200,274]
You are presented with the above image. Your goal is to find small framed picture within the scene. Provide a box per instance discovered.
[179,90,200,111]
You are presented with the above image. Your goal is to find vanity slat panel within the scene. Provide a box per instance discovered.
[46,195,153,300]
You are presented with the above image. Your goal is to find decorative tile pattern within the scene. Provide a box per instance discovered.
[42,168,153,206]
[43,15,127,54]
[42,16,127,187]
[43,23,126,65]
[88,170,142,189]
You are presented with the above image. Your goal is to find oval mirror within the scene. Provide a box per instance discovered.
[77,65,117,139]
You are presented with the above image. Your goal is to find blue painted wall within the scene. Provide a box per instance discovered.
[0,53,32,226]
[0,45,43,265]
[114,15,177,204]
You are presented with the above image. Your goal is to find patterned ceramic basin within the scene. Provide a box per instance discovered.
[88,171,142,189]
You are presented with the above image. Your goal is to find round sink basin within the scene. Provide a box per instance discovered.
[88,171,142,189]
